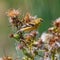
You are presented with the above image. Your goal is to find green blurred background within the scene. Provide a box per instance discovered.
[0,0,60,59]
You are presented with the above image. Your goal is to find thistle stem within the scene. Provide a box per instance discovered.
[51,49,56,60]
[51,53,55,60]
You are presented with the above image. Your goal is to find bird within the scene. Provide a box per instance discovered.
[19,18,43,32]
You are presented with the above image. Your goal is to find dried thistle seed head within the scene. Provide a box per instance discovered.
[25,34,32,41]
[48,27,55,33]
[48,27,60,34]
[30,31,38,37]
[24,13,31,23]
[58,33,60,39]
[38,38,43,44]
[6,57,12,60]
[49,39,55,46]
[17,44,24,49]
[41,32,53,43]
[24,13,37,23]
[33,39,43,48]
[9,34,14,38]
[7,9,20,18]
[53,17,60,27]
[3,56,12,60]
[49,36,58,46]
[36,39,43,48]
[54,36,59,41]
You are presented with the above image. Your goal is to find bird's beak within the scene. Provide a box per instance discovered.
[40,18,43,22]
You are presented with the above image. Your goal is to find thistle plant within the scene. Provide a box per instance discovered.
[6,9,60,60]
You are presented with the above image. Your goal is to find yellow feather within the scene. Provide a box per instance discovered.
[20,18,43,32]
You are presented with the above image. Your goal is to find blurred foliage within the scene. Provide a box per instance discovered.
[0,0,60,59]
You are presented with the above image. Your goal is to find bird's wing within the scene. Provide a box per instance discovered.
[20,26,32,32]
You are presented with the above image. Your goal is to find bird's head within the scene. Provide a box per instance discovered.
[34,18,43,25]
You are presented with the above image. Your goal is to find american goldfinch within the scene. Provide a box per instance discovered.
[20,18,43,32]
